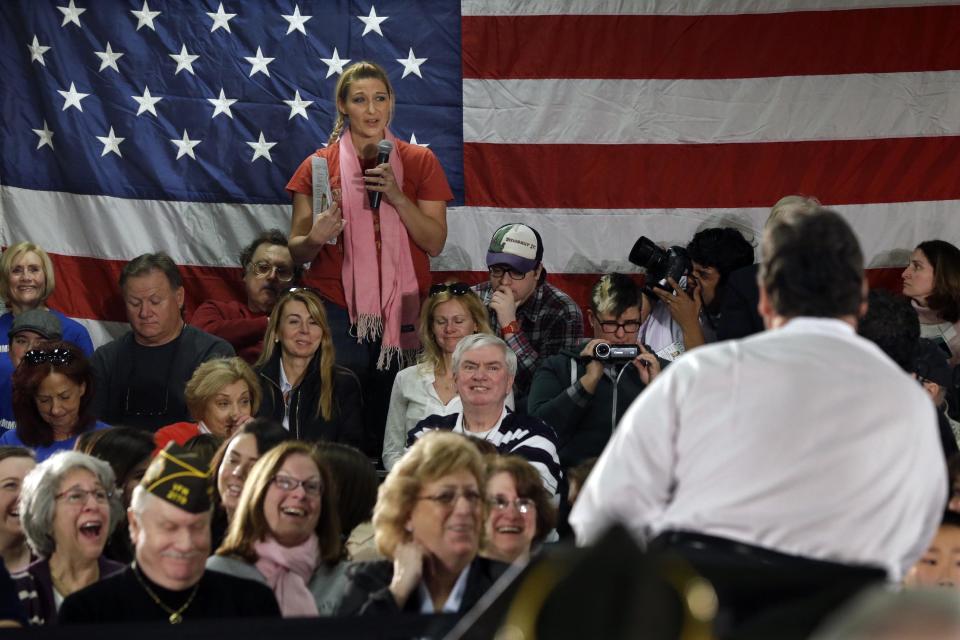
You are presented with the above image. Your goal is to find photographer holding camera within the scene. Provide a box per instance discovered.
[529,274,661,468]
[635,228,754,361]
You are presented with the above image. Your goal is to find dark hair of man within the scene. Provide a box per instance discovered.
[314,442,378,537]
[686,227,755,284]
[760,208,864,319]
[119,252,183,290]
[857,289,920,372]
[916,240,960,324]
[589,273,640,319]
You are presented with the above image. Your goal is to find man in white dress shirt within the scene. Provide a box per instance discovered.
[570,208,945,583]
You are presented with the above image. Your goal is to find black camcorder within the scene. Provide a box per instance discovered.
[629,236,692,293]
[593,343,640,361]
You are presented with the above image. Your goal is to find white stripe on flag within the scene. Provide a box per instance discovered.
[464,72,960,145]
[461,0,957,16]
[1,186,288,266]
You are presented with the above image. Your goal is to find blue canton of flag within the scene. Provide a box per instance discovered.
[0,0,464,206]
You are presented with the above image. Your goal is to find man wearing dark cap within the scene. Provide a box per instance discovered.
[573,210,945,593]
[0,309,62,432]
[59,443,280,624]
[473,223,583,411]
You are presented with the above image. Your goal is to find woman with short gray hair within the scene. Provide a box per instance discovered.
[12,451,124,625]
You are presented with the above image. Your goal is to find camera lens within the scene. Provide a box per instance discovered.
[594,343,611,359]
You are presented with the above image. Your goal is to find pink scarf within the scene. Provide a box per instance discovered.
[254,535,320,617]
[338,128,421,369]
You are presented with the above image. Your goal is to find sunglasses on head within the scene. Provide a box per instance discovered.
[23,348,75,366]
[429,282,471,297]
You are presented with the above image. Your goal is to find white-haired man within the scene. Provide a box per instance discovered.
[59,444,279,624]
[407,334,562,496]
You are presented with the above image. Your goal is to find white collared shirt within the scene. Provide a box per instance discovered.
[279,362,293,431]
[571,317,946,580]
[417,564,471,614]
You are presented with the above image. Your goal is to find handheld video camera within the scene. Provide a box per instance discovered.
[593,343,640,361]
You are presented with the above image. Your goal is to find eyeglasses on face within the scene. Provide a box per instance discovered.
[418,488,483,508]
[597,321,642,333]
[251,261,294,282]
[272,474,322,496]
[488,266,528,281]
[488,496,535,514]
[56,487,113,506]
[429,282,471,297]
[23,348,75,366]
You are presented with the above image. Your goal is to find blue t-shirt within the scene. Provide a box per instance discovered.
[0,421,109,461]
[0,310,94,433]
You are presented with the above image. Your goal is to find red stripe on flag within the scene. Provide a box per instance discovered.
[465,137,960,209]
[47,254,244,323]
[463,6,960,80]
[47,254,904,327]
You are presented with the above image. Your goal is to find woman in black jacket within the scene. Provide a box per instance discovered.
[255,289,363,446]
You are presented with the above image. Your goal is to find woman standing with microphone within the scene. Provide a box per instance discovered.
[286,61,453,462]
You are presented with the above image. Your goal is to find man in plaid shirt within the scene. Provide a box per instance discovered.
[473,223,584,411]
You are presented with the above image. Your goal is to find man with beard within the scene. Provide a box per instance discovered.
[191,230,300,364]
[58,443,280,624]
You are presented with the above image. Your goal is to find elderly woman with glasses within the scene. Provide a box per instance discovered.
[383,282,510,470]
[0,341,108,461]
[209,441,347,617]
[155,357,261,449]
[255,289,362,446]
[12,451,123,625]
[338,431,507,617]
[482,455,556,565]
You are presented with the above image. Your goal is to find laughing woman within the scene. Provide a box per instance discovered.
[0,447,36,573]
[209,441,347,616]
[13,451,123,625]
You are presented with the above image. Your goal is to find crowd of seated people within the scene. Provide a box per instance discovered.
[3,182,960,634]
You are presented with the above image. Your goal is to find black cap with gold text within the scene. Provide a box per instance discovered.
[141,442,213,513]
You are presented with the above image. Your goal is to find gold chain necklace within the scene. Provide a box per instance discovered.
[131,562,201,624]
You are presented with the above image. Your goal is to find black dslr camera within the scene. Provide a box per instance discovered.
[629,236,692,293]
[593,343,640,361]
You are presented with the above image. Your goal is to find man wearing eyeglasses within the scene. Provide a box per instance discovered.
[528,274,662,468]
[191,230,300,364]
[59,443,280,624]
[472,223,583,412]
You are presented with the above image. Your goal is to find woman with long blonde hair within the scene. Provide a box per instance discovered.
[285,60,454,461]
[254,289,362,446]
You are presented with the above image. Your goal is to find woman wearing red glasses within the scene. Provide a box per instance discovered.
[382,283,499,470]
[0,341,107,461]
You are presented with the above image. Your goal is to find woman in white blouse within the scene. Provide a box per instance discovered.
[382,283,497,469]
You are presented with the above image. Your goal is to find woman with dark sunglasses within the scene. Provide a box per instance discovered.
[0,341,107,461]
[381,284,500,470]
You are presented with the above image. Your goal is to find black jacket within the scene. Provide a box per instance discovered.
[256,349,363,446]
[337,556,508,617]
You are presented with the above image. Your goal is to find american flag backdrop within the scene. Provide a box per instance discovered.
[2,0,960,345]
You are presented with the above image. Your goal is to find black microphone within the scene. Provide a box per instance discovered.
[369,139,394,210]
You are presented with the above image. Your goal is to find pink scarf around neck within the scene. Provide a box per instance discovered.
[338,128,421,369]
[254,535,320,617]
